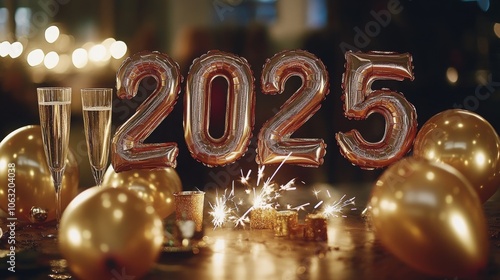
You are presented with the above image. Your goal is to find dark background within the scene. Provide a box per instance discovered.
[0,0,499,191]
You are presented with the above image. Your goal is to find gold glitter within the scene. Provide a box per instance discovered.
[174,191,205,232]
[250,207,276,229]
[274,210,298,237]
[305,213,328,241]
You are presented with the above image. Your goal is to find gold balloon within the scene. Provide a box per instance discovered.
[102,165,182,219]
[59,187,164,280]
[370,157,489,277]
[0,125,79,223]
[414,109,500,203]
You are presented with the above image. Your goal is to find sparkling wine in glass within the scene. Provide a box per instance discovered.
[37,87,72,227]
[81,88,112,186]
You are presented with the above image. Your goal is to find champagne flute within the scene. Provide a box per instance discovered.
[37,87,72,228]
[81,88,112,186]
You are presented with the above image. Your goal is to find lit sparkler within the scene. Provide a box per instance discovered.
[208,186,235,229]
[208,153,357,229]
[310,188,356,218]
[319,194,356,218]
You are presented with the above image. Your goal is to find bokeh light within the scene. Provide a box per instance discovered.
[9,42,23,58]
[0,41,10,57]
[89,44,106,62]
[27,49,45,66]
[446,67,458,84]
[53,54,71,73]
[44,51,59,69]
[494,23,500,38]
[45,26,60,43]
[72,48,88,69]
[110,41,127,59]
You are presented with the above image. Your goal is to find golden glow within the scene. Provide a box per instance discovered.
[53,54,71,73]
[395,191,403,199]
[113,209,123,220]
[426,171,435,181]
[449,212,474,254]
[9,42,23,58]
[55,34,72,51]
[102,198,111,208]
[82,229,91,240]
[475,152,486,167]
[0,159,6,171]
[145,205,155,215]
[44,51,59,69]
[213,238,226,253]
[0,41,10,57]
[117,193,128,203]
[101,37,116,48]
[72,48,88,69]
[110,40,127,59]
[380,199,397,212]
[99,243,109,253]
[28,49,45,67]
[211,242,226,280]
[427,151,436,161]
[89,44,107,62]
[153,220,164,245]
[405,190,437,206]
[494,23,500,38]
[68,227,82,246]
[446,67,458,84]
[45,25,60,43]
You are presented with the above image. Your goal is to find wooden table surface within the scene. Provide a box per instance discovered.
[0,183,499,280]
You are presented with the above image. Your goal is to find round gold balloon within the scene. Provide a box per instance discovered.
[370,157,489,277]
[0,125,79,223]
[102,165,182,219]
[414,109,500,203]
[59,187,164,280]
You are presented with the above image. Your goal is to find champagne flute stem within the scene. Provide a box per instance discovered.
[92,167,105,187]
[51,168,65,224]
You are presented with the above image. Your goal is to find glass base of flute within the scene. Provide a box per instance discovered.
[42,168,64,238]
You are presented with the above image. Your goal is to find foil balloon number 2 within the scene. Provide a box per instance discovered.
[112,50,417,171]
[112,51,182,172]
[257,50,329,167]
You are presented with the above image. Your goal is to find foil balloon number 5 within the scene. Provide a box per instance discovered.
[256,50,330,167]
[112,51,182,172]
[336,51,417,169]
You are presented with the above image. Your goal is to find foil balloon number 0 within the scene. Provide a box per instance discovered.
[184,50,255,167]
[112,50,417,170]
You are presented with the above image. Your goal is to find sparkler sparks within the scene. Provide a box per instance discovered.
[209,153,295,228]
[319,194,356,218]
[208,153,356,229]
[208,187,235,229]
